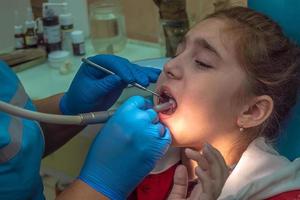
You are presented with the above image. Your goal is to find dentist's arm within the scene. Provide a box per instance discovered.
[35,55,161,157]
[57,96,172,200]
[56,180,109,200]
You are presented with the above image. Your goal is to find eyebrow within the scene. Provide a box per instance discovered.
[182,36,222,59]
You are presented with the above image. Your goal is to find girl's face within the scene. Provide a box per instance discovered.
[155,18,248,148]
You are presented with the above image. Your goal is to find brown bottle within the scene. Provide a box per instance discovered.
[25,20,38,48]
[43,6,62,53]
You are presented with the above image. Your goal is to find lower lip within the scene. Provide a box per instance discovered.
[158,111,174,120]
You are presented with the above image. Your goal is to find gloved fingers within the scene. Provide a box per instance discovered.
[88,55,136,83]
[92,75,126,95]
[139,67,161,83]
[124,96,153,111]
[161,127,172,142]
[130,65,151,87]
[81,58,107,79]
[151,123,166,137]
[87,55,159,87]
[145,109,159,123]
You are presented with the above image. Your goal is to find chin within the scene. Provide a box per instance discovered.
[154,85,207,148]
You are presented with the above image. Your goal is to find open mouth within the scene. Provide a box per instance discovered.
[157,87,177,115]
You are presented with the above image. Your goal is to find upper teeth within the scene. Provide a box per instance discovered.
[162,90,172,98]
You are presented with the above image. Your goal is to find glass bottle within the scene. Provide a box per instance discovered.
[88,0,127,53]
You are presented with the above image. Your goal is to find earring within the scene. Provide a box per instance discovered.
[239,126,244,132]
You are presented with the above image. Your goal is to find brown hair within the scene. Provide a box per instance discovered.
[206,7,300,140]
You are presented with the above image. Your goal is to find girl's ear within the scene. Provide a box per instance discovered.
[237,95,274,129]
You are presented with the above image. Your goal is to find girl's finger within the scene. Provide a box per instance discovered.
[202,144,222,179]
[195,166,213,195]
[188,183,205,200]
[185,148,209,171]
[167,165,188,199]
[206,143,228,179]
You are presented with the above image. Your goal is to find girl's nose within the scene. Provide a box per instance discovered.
[163,57,184,80]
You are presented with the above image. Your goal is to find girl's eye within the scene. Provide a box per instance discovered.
[195,60,213,69]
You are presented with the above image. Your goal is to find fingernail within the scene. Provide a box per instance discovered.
[185,148,193,155]
[203,143,210,153]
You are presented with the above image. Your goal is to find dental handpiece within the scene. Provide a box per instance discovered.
[0,99,174,126]
[83,100,175,124]
[81,58,162,99]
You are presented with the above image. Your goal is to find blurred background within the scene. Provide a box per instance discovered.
[0,0,247,53]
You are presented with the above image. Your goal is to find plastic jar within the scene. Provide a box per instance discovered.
[48,50,70,69]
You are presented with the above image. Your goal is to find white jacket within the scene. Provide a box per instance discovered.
[219,137,300,200]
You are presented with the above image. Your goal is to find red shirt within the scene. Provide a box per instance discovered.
[128,164,178,200]
[266,190,300,200]
[128,163,300,200]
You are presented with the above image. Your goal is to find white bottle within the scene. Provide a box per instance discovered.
[71,30,85,56]
[60,4,74,51]
[14,25,25,50]
[48,0,89,37]
[14,11,25,50]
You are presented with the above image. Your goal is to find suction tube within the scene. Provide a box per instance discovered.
[0,100,113,125]
[0,99,174,125]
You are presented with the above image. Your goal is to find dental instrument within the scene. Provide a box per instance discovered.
[81,58,163,99]
[0,99,174,125]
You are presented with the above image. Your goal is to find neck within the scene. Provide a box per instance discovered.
[182,132,249,180]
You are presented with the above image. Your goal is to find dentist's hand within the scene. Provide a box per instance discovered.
[60,54,161,114]
[79,96,172,200]
[168,144,229,200]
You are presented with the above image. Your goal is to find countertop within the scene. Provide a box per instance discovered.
[16,39,164,100]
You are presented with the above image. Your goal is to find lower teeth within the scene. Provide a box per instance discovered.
[161,98,176,114]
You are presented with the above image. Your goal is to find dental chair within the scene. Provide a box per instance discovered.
[248,0,300,160]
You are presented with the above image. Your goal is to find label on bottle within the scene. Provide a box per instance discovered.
[62,30,73,51]
[44,25,61,44]
[79,43,85,55]
[25,35,37,46]
[15,37,24,49]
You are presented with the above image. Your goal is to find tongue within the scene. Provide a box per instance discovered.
[161,98,177,115]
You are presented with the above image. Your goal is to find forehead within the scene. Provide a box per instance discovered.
[186,18,239,61]
[188,18,228,38]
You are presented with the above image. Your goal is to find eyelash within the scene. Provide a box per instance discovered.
[171,54,213,69]
[195,60,213,69]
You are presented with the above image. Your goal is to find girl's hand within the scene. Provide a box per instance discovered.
[167,144,229,200]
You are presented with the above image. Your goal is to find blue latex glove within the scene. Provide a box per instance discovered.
[60,54,161,115]
[79,96,172,200]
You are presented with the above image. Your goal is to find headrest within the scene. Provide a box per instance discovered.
[248,0,300,160]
